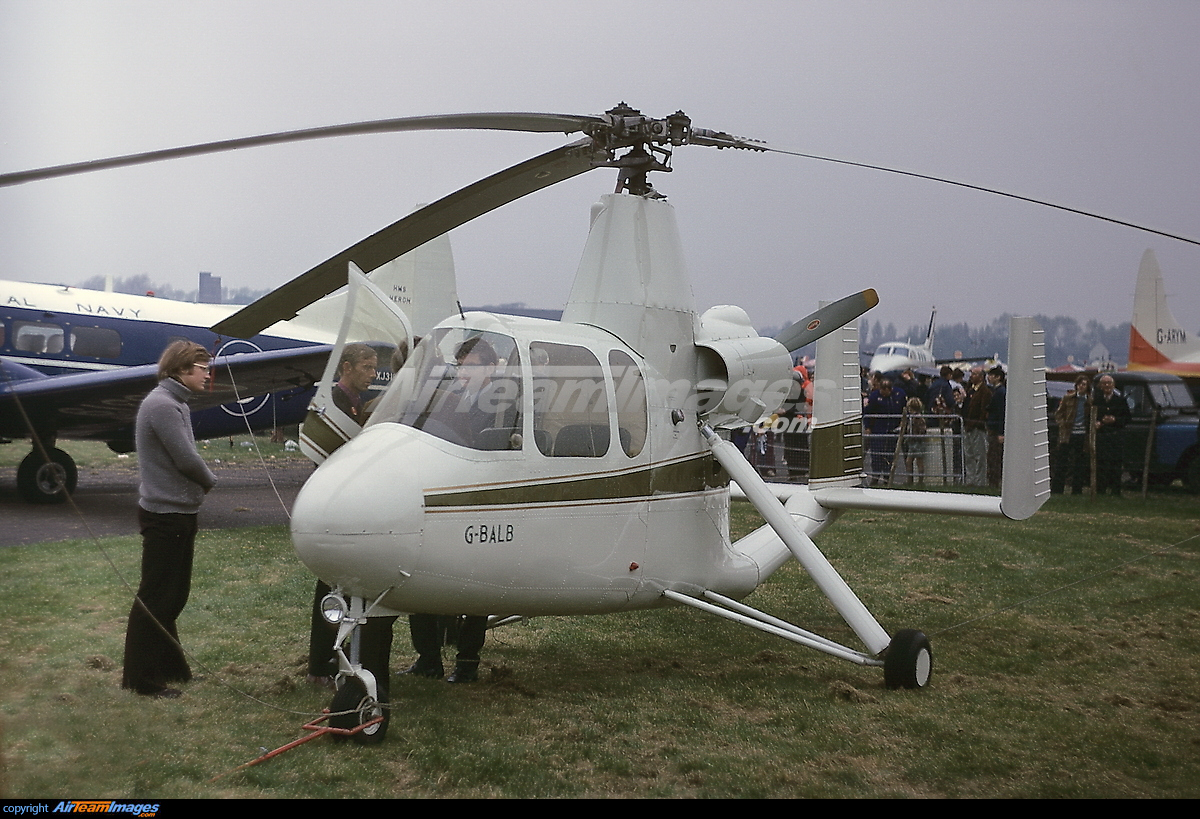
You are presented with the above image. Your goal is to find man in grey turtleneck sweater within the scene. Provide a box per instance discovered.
[121,340,217,698]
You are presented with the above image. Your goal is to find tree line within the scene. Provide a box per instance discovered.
[75,275,1134,370]
[75,274,271,306]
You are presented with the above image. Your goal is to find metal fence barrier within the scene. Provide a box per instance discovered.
[734,413,984,487]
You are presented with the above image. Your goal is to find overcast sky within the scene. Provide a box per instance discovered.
[2,0,1198,341]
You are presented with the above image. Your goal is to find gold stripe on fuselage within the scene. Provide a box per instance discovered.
[424,453,728,510]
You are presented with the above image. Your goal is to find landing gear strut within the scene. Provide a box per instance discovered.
[320,590,390,744]
[17,447,77,504]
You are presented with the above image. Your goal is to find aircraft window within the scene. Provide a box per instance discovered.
[1148,380,1194,409]
[373,328,523,451]
[609,350,647,457]
[531,342,609,457]
[13,321,65,355]
[70,326,122,358]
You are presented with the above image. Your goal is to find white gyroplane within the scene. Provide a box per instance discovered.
[6,106,1069,743]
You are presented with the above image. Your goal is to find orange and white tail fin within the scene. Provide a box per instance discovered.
[1129,249,1200,376]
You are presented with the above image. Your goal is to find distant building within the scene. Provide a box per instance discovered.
[198,271,222,304]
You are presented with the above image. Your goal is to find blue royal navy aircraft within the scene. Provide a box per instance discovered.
[0,233,458,502]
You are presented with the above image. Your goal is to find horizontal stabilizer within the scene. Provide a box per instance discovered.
[806,316,1048,521]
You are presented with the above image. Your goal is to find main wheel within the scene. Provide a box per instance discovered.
[17,448,78,504]
[328,677,389,745]
[883,629,932,690]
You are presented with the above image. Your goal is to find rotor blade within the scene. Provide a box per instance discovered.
[774,289,879,352]
[0,112,603,188]
[705,134,1200,248]
[212,138,602,339]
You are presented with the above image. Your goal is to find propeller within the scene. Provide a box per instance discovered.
[773,289,879,353]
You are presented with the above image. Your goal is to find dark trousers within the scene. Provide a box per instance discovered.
[1062,433,1090,493]
[410,613,486,665]
[122,509,197,695]
[987,432,1004,488]
[1096,432,1123,495]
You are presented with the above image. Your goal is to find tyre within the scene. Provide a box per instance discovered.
[883,629,932,690]
[328,677,388,745]
[17,448,78,504]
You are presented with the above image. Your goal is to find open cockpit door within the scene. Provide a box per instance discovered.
[300,263,413,463]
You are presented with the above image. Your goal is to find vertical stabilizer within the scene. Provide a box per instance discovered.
[1000,316,1050,520]
[1129,249,1200,375]
[810,314,863,487]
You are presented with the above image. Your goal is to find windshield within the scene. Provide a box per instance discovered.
[1145,379,1195,409]
[367,327,523,450]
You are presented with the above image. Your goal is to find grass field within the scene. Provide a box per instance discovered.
[1,492,1197,798]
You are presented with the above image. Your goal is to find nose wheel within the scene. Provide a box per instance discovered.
[328,676,389,744]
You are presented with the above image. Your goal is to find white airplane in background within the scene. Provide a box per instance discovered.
[1128,249,1200,381]
[867,309,936,373]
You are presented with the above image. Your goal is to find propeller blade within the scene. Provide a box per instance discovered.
[774,289,879,352]
[212,138,602,339]
[0,112,603,188]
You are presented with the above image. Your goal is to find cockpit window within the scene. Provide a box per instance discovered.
[609,350,646,457]
[531,342,609,457]
[367,328,523,451]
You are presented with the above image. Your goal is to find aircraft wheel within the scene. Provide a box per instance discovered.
[883,629,932,690]
[17,448,78,504]
[328,677,389,745]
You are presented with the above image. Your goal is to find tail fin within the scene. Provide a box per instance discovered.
[809,314,863,488]
[1000,316,1051,520]
[1129,249,1200,376]
[281,230,458,341]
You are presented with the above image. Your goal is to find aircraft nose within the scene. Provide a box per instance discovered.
[291,426,424,600]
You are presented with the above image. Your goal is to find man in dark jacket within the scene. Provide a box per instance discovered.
[985,366,1007,488]
[1092,374,1131,496]
[962,366,991,486]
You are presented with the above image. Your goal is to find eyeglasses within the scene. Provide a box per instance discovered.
[193,363,210,373]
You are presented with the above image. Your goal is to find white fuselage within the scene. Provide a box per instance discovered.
[290,313,770,617]
[868,341,934,375]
